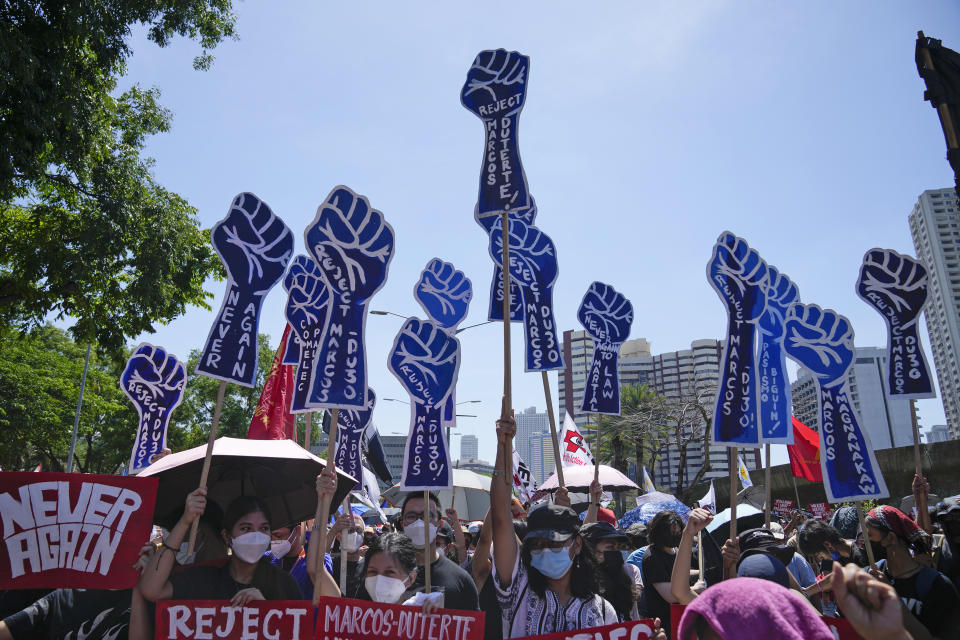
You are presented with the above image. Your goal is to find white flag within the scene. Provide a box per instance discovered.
[737,456,753,489]
[559,412,594,467]
[512,449,539,503]
[351,464,387,523]
[698,480,716,513]
[641,467,656,493]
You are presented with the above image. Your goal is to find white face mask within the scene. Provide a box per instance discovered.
[365,574,409,603]
[231,531,271,563]
[341,531,362,553]
[404,520,438,547]
[270,530,297,559]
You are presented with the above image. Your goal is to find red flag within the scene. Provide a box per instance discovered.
[247,325,296,441]
[788,417,822,482]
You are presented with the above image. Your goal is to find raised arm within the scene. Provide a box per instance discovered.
[491,397,519,587]
[671,508,712,604]
[139,487,206,601]
[582,478,602,524]
[446,507,468,564]
[472,508,494,589]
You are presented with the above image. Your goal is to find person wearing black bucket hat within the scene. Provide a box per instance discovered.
[489,400,619,637]
[581,522,643,621]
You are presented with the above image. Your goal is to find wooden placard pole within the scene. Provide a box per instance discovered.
[312,408,339,604]
[500,211,513,488]
[187,379,227,554]
[423,489,432,592]
[697,531,705,582]
[339,496,350,596]
[541,372,565,489]
[725,446,739,580]
[856,502,876,571]
[909,400,931,533]
[451,484,458,510]
[593,414,601,486]
[764,443,772,529]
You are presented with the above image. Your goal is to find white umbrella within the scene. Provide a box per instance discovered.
[381,469,491,521]
[538,465,639,493]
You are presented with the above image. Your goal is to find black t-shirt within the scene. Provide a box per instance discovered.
[938,538,960,592]
[890,566,960,640]
[477,576,503,640]
[331,556,365,600]
[3,588,131,640]
[639,547,676,639]
[169,557,302,601]
[408,553,479,611]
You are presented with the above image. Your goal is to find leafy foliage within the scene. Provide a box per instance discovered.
[0,1,237,349]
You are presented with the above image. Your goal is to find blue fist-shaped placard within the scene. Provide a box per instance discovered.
[489,217,564,371]
[281,255,332,413]
[706,231,767,446]
[334,389,376,490]
[304,186,395,409]
[856,248,935,400]
[389,318,460,490]
[578,281,633,415]
[196,193,294,386]
[756,265,800,444]
[415,258,473,332]
[783,303,889,503]
[121,343,187,473]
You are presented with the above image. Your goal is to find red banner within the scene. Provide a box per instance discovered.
[0,472,157,589]
[157,600,312,639]
[809,502,833,520]
[314,596,485,640]
[514,619,656,640]
[788,417,823,482]
[773,499,795,515]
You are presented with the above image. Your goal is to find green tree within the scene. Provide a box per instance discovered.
[0,1,238,349]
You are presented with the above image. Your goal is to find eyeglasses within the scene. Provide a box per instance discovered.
[402,510,439,524]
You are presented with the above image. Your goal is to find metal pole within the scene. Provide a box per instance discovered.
[67,344,92,473]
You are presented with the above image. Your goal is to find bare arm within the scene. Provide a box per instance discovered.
[139,487,206,601]
[671,508,712,604]
[472,508,493,589]
[491,398,519,588]
[446,508,468,565]
[306,469,337,583]
[582,479,602,525]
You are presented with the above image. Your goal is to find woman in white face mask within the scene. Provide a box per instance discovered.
[139,480,341,606]
[361,533,443,615]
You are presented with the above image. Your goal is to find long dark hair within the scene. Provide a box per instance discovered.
[587,541,633,619]
[521,535,599,600]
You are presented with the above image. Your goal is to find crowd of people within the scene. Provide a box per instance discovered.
[1,406,959,639]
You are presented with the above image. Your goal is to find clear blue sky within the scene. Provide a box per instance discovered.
[113,1,959,467]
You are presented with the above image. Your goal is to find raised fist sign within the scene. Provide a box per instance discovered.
[389,318,459,491]
[334,388,377,490]
[490,217,564,371]
[461,49,529,121]
[578,281,634,415]
[756,265,800,443]
[197,193,293,386]
[857,248,935,399]
[121,343,187,473]
[706,232,766,445]
[783,302,889,503]
[281,255,332,412]
[304,186,395,409]
[415,258,473,332]
[783,303,854,387]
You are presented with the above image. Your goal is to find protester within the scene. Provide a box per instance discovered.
[581,521,643,620]
[329,513,366,599]
[398,491,479,610]
[140,472,339,603]
[357,532,443,614]
[639,510,687,637]
[467,509,503,640]
[865,505,960,639]
[798,519,869,568]
[0,589,133,640]
[444,508,469,564]
[268,523,332,600]
[935,496,960,590]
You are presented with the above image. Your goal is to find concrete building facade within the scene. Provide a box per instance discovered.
[460,434,478,462]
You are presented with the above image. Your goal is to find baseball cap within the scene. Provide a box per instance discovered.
[580,521,628,543]
[437,523,454,541]
[937,495,960,519]
[737,528,796,568]
[737,553,790,588]
[523,503,581,543]
[596,507,617,526]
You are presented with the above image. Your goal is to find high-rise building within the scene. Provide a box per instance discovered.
[514,406,550,471]
[527,431,558,485]
[460,434,478,462]
[927,425,951,443]
[909,187,960,439]
[556,332,757,490]
[790,347,913,449]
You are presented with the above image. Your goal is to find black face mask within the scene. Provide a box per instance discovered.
[666,533,682,548]
[602,549,624,571]
[869,539,888,562]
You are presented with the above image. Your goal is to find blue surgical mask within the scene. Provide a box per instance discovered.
[530,544,573,579]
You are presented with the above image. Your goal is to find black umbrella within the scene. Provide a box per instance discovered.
[138,436,357,529]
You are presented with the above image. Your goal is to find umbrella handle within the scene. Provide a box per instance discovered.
[187,379,227,556]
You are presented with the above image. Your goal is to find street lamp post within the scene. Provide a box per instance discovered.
[371,310,495,335]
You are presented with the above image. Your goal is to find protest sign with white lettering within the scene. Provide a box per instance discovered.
[512,619,655,640]
[332,389,376,490]
[120,343,186,473]
[856,248,936,400]
[783,303,889,503]
[461,48,535,323]
[513,449,538,503]
[157,600,312,640]
[757,266,800,444]
[0,472,157,589]
[489,217,564,372]
[390,318,460,490]
[305,186,395,410]
[196,193,294,387]
[314,597,484,640]
[773,499,795,515]
[809,502,833,520]
[283,256,332,406]
[707,232,767,446]
[578,281,634,415]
